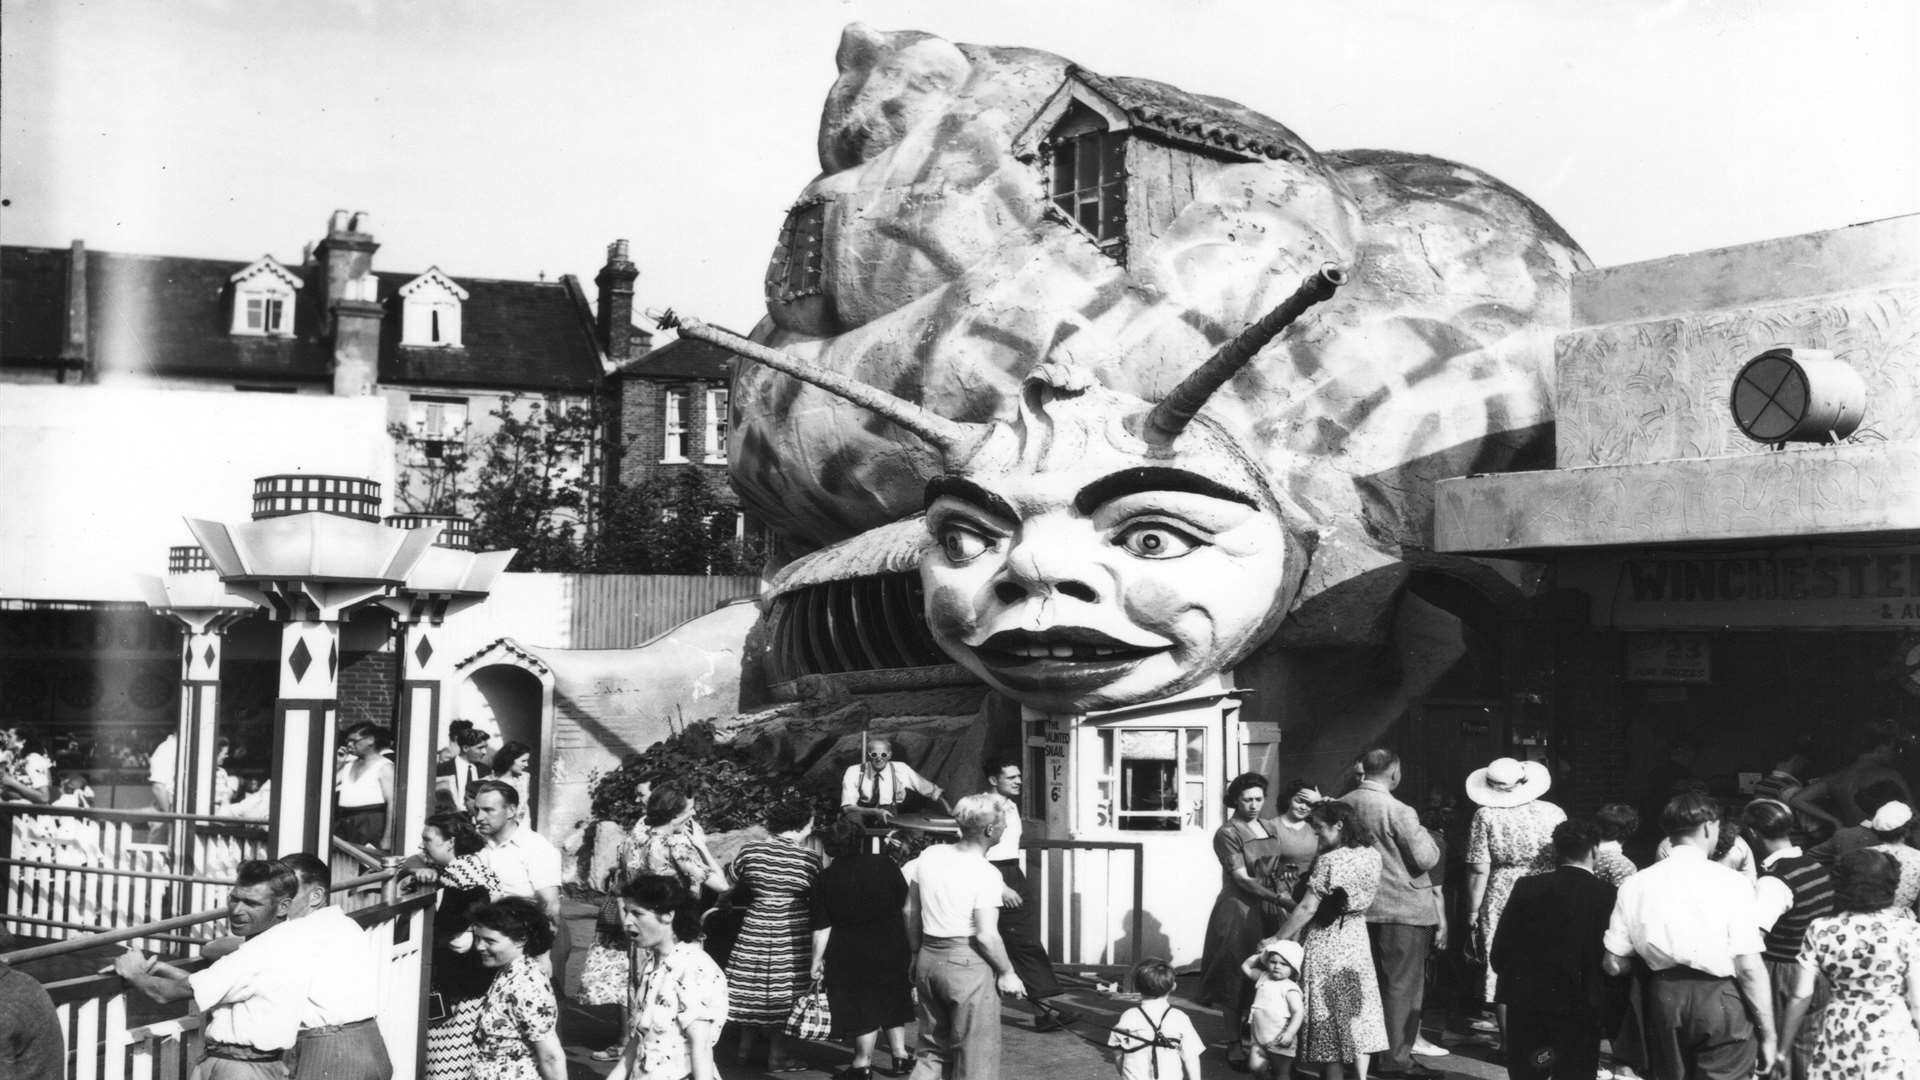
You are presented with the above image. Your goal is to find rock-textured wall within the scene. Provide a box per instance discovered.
[1556,286,1920,468]
[731,24,1588,583]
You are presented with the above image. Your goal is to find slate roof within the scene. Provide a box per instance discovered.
[608,335,735,382]
[0,245,604,392]
[1070,67,1323,169]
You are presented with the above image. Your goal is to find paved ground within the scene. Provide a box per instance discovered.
[554,898,1512,1080]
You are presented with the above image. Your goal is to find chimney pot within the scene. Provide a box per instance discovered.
[609,239,630,263]
[329,210,350,235]
[348,211,372,235]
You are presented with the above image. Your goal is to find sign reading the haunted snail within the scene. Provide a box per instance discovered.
[1569,546,1920,630]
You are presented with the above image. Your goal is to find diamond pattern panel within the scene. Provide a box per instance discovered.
[288,638,313,682]
[328,641,338,681]
[414,635,434,668]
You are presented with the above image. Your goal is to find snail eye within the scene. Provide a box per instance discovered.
[1115,523,1200,560]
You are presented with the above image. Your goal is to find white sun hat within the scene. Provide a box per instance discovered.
[1465,756,1552,809]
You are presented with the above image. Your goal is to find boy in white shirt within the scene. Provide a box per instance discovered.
[1108,957,1202,1080]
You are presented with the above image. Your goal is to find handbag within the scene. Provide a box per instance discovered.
[594,892,627,941]
[784,979,833,1042]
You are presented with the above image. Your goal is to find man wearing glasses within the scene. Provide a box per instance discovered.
[840,735,950,825]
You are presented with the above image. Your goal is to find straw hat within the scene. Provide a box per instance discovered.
[1261,938,1304,975]
[1465,757,1552,809]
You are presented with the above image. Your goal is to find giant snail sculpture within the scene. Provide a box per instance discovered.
[655,263,1347,714]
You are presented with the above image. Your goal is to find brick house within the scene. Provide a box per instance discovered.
[605,333,748,540]
[0,210,638,752]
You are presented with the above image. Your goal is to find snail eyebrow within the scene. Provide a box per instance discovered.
[924,475,1017,521]
[1073,467,1259,515]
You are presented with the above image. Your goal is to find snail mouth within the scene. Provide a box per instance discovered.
[972,627,1169,664]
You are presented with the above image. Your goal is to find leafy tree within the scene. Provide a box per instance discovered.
[464,396,599,571]
[388,393,764,574]
[386,421,473,515]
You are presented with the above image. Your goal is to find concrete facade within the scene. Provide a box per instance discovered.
[1433,214,1920,825]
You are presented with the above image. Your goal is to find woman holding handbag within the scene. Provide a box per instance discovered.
[809,817,914,1079]
[582,783,729,1061]
[605,874,728,1080]
[1197,773,1299,1070]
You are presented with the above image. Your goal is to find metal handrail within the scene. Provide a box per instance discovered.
[330,836,386,870]
[0,857,238,887]
[0,802,269,828]
[0,867,404,965]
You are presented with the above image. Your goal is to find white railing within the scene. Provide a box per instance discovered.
[7,868,430,1080]
[1024,839,1145,972]
[2,805,270,948]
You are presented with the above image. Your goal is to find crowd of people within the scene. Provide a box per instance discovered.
[1195,740,1920,1080]
[13,715,1920,1080]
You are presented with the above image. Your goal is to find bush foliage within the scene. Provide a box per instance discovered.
[588,720,839,833]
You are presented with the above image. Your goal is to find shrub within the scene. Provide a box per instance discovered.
[588,720,839,833]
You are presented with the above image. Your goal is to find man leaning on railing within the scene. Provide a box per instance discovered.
[114,859,306,1078]
[278,854,394,1080]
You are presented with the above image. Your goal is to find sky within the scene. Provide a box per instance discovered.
[3,0,1916,333]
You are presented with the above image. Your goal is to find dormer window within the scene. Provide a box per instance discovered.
[1015,79,1135,264]
[1047,103,1128,255]
[399,268,469,348]
[228,257,302,337]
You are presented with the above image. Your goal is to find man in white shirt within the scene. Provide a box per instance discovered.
[277,854,392,1080]
[980,758,1064,1026]
[903,792,1025,1080]
[1603,793,1777,1079]
[115,860,306,1078]
[472,780,567,988]
[841,735,949,824]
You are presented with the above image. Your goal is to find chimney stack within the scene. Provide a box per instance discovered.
[596,239,640,364]
[62,240,90,383]
[314,210,383,397]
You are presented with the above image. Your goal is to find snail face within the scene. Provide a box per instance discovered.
[920,453,1294,713]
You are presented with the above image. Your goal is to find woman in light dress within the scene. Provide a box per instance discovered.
[1463,756,1563,1042]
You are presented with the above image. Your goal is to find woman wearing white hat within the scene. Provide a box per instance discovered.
[1865,801,1920,918]
[1463,758,1564,1014]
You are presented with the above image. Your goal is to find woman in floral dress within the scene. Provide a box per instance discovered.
[1463,757,1564,1002]
[1778,849,1920,1079]
[726,799,820,1071]
[1198,773,1311,1069]
[1864,801,1920,917]
[581,784,728,1009]
[607,874,728,1080]
[417,811,502,1080]
[468,897,565,1080]
[1271,799,1386,1080]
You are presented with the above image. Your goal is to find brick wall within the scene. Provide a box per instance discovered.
[338,645,397,729]
[613,377,736,504]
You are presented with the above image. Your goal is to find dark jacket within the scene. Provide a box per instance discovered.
[1490,864,1617,1015]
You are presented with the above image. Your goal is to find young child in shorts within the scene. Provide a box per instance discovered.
[1241,939,1305,1080]
[1108,957,1203,1080]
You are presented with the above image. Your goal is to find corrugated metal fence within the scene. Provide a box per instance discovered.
[564,574,761,648]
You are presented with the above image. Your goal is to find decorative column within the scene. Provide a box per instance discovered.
[381,513,513,850]
[137,549,258,820]
[188,475,436,857]
[137,550,259,917]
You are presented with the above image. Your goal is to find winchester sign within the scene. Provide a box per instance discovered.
[1565,546,1920,629]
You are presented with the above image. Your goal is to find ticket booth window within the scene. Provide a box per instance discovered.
[1096,727,1206,831]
